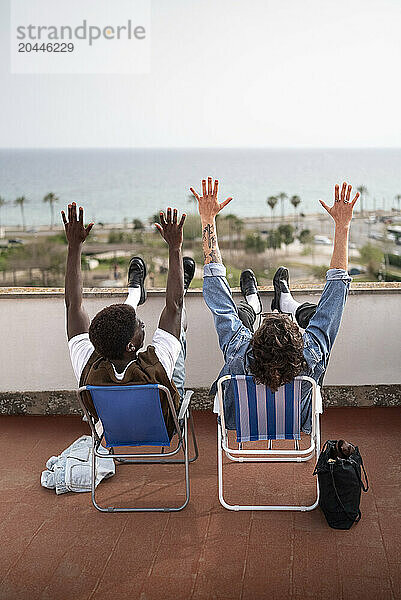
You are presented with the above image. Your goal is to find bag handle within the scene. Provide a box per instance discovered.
[329,463,361,524]
[349,455,369,492]
[361,461,369,492]
[313,440,333,476]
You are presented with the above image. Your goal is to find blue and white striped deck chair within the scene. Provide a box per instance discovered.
[216,375,322,511]
[77,384,198,513]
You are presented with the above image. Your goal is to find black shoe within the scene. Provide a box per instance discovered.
[127,256,147,305]
[240,269,262,314]
[183,256,196,291]
[271,266,290,312]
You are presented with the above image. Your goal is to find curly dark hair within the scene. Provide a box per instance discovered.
[89,304,137,360]
[250,313,306,392]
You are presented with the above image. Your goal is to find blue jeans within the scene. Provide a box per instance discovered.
[203,263,352,432]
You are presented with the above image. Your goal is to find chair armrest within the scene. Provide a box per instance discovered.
[316,386,323,414]
[178,390,194,421]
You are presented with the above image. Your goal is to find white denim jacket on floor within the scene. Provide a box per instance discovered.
[41,435,115,494]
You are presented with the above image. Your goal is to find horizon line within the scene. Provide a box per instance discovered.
[0,146,400,151]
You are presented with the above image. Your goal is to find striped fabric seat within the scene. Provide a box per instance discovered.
[232,375,301,442]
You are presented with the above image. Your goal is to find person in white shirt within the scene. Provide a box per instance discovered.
[61,202,195,401]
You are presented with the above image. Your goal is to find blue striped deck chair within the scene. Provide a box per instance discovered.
[77,384,198,513]
[216,375,322,511]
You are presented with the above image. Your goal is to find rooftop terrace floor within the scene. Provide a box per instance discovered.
[0,408,400,600]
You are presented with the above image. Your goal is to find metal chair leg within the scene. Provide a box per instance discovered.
[188,410,199,463]
[91,421,191,513]
[218,418,320,512]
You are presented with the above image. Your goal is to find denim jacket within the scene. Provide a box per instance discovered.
[203,263,351,433]
[41,435,115,494]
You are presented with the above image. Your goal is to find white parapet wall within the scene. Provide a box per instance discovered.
[0,284,400,392]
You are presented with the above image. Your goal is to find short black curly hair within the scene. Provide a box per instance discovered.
[89,303,137,360]
[250,313,306,392]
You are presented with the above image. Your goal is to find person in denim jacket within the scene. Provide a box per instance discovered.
[189,178,359,433]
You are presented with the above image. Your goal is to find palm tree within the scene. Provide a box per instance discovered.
[15,196,27,231]
[43,192,58,230]
[267,196,278,225]
[357,185,368,215]
[395,194,401,213]
[0,196,6,231]
[277,192,287,221]
[290,195,301,229]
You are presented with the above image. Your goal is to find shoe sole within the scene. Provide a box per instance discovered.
[271,266,289,312]
[240,269,262,314]
[183,257,196,290]
[128,257,147,305]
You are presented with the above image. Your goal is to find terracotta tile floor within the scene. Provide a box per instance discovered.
[0,407,400,600]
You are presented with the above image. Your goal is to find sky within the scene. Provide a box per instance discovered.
[0,0,400,148]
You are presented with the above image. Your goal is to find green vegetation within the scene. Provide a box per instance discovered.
[277,192,287,220]
[223,214,244,245]
[311,265,330,280]
[15,196,28,231]
[0,196,6,229]
[380,271,401,282]
[266,196,278,225]
[149,211,163,225]
[278,224,295,252]
[359,243,384,278]
[108,231,134,244]
[48,232,67,245]
[301,245,313,256]
[0,237,66,285]
[182,214,201,241]
[245,233,265,254]
[43,192,58,230]
[387,253,401,268]
[290,195,301,211]
[96,256,129,268]
[298,229,313,245]
[1,193,400,288]
[132,218,144,230]
[266,229,282,250]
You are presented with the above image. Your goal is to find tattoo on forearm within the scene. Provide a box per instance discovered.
[202,223,222,264]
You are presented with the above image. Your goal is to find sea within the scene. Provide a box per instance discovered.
[0,148,400,226]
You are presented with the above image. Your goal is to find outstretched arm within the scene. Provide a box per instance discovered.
[61,203,94,340]
[190,178,251,355]
[303,183,359,372]
[155,208,186,340]
[190,177,232,264]
[320,182,359,270]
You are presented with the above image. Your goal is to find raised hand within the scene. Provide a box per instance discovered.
[155,207,186,250]
[319,183,359,228]
[190,177,232,222]
[61,202,94,246]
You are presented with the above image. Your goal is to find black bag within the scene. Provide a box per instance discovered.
[313,440,369,530]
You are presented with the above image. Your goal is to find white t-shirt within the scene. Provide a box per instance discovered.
[68,328,181,384]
